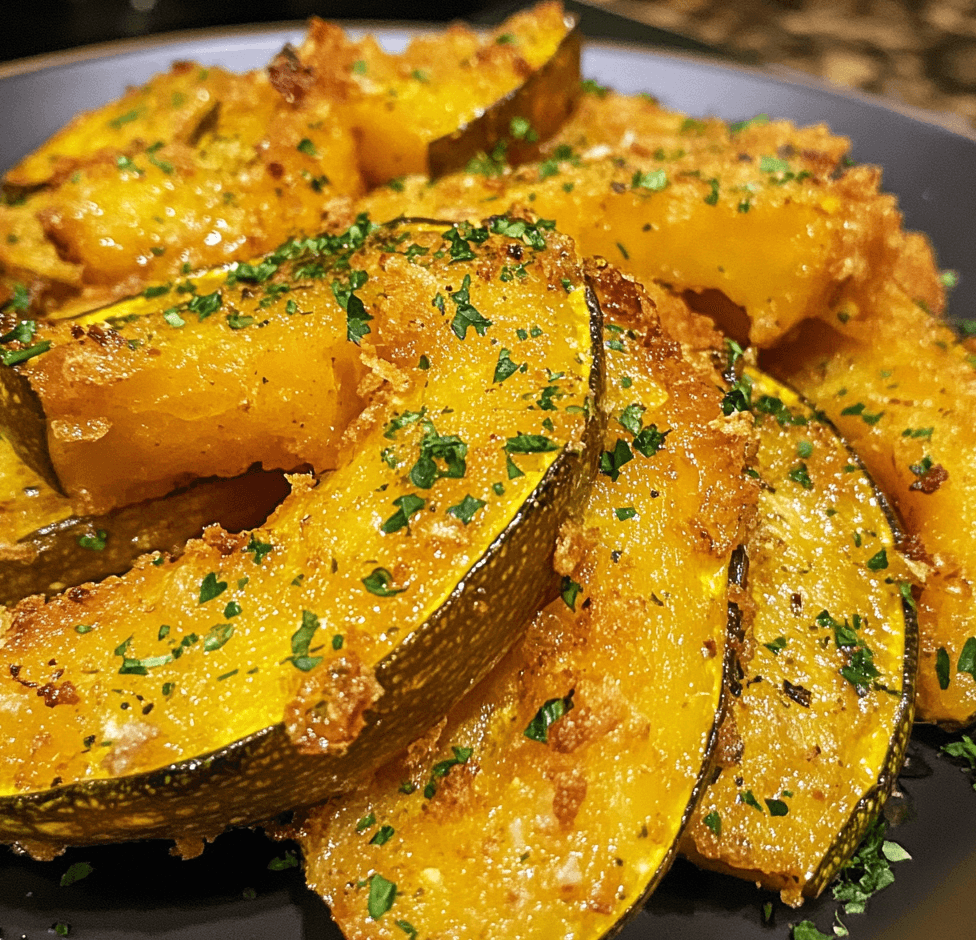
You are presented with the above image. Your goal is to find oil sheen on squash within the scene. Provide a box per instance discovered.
[359,87,913,351]
[296,265,756,940]
[682,368,917,905]
[0,218,602,848]
[0,3,577,318]
[764,275,975,729]
[0,220,376,515]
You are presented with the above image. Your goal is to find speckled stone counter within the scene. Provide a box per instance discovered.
[590,0,976,133]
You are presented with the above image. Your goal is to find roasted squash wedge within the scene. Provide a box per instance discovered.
[764,275,975,728]
[0,58,364,316]
[294,2,579,186]
[0,4,579,319]
[0,218,603,848]
[0,432,289,606]
[295,262,756,940]
[0,217,376,514]
[682,367,917,904]
[359,88,911,350]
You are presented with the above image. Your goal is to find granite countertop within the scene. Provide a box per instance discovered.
[590,0,976,134]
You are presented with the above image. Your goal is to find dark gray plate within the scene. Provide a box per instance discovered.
[2,20,975,940]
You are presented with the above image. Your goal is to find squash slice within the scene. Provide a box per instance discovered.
[0,426,289,605]
[0,217,377,514]
[682,367,917,904]
[295,264,756,940]
[0,219,603,848]
[0,4,579,319]
[295,2,579,186]
[359,88,910,350]
[763,278,976,728]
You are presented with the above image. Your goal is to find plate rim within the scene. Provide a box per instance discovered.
[1,18,973,148]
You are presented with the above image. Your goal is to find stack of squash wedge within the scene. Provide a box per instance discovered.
[0,4,968,938]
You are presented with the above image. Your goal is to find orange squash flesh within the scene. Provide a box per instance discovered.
[0,453,290,606]
[764,281,976,728]
[0,220,602,848]
[0,4,578,319]
[682,368,916,905]
[296,266,756,940]
[358,88,914,350]
[0,223,373,514]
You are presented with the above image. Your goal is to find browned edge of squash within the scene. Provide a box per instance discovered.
[803,410,919,897]
[1,468,291,607]
[0,360,60,493]
[0,283,606,850]
[427,16,581,179]
[600,545,747,940]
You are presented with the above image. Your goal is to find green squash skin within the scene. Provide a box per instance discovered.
[0,283,605,851]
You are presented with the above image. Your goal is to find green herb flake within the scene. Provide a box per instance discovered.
[509,116,539,142]
[289,609,323,672]
[60,861,93,887]
[381,494,426,534]
[524,690,574,743]
[362,567,406,597]
[632,169,668,191]
[764,636,787,655]
[958,637,976,681]
[356,812,376,832]
[77,529,108,551]
[765,798,789,816]
[788,463,813,489]
[203,623,234,652]
[447,494,486,525]
[866,549,889,571]
[244,535,274,565]
[370,825,395,846]
[199,572,227,604]
[738,790,764,813]
[792,923,831,940]
[615,506,637,521]
[505,433,558,454]
[367,873,397,920]
[449,274,491,339]
[560,576,582,611]
[703,811,721,836]
[600,438,634,482]
[268,850,300,870]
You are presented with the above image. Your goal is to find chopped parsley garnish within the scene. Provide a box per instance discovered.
[738,790,764,812]
[505,433,558,454]
[615,506,637,521]
[493,348,521,383]
[703,811,721,836]
[367,873,397,920]
[244,534,274,564]
[409,424,467,488]
[524,690,574,743]
[381,494,425,534]
[199,572,227,604]
[288,610,323,672]
[866,549,889,571]
[446,495,486,525]
[187,290,221,321]
[362,567,406,597]
[77,529,108,551]
[448,274,491,339]
[958,637,976,681]
[632,169,668,191]
[60,862,93,887]
[509,116,538,142]
[268,850,300,870]
[370,825,395,846]
[203,623,234,652]
[1,340,51,366]
[788,463,813,489]
[560,576,582,610]
[599,438,634,482]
